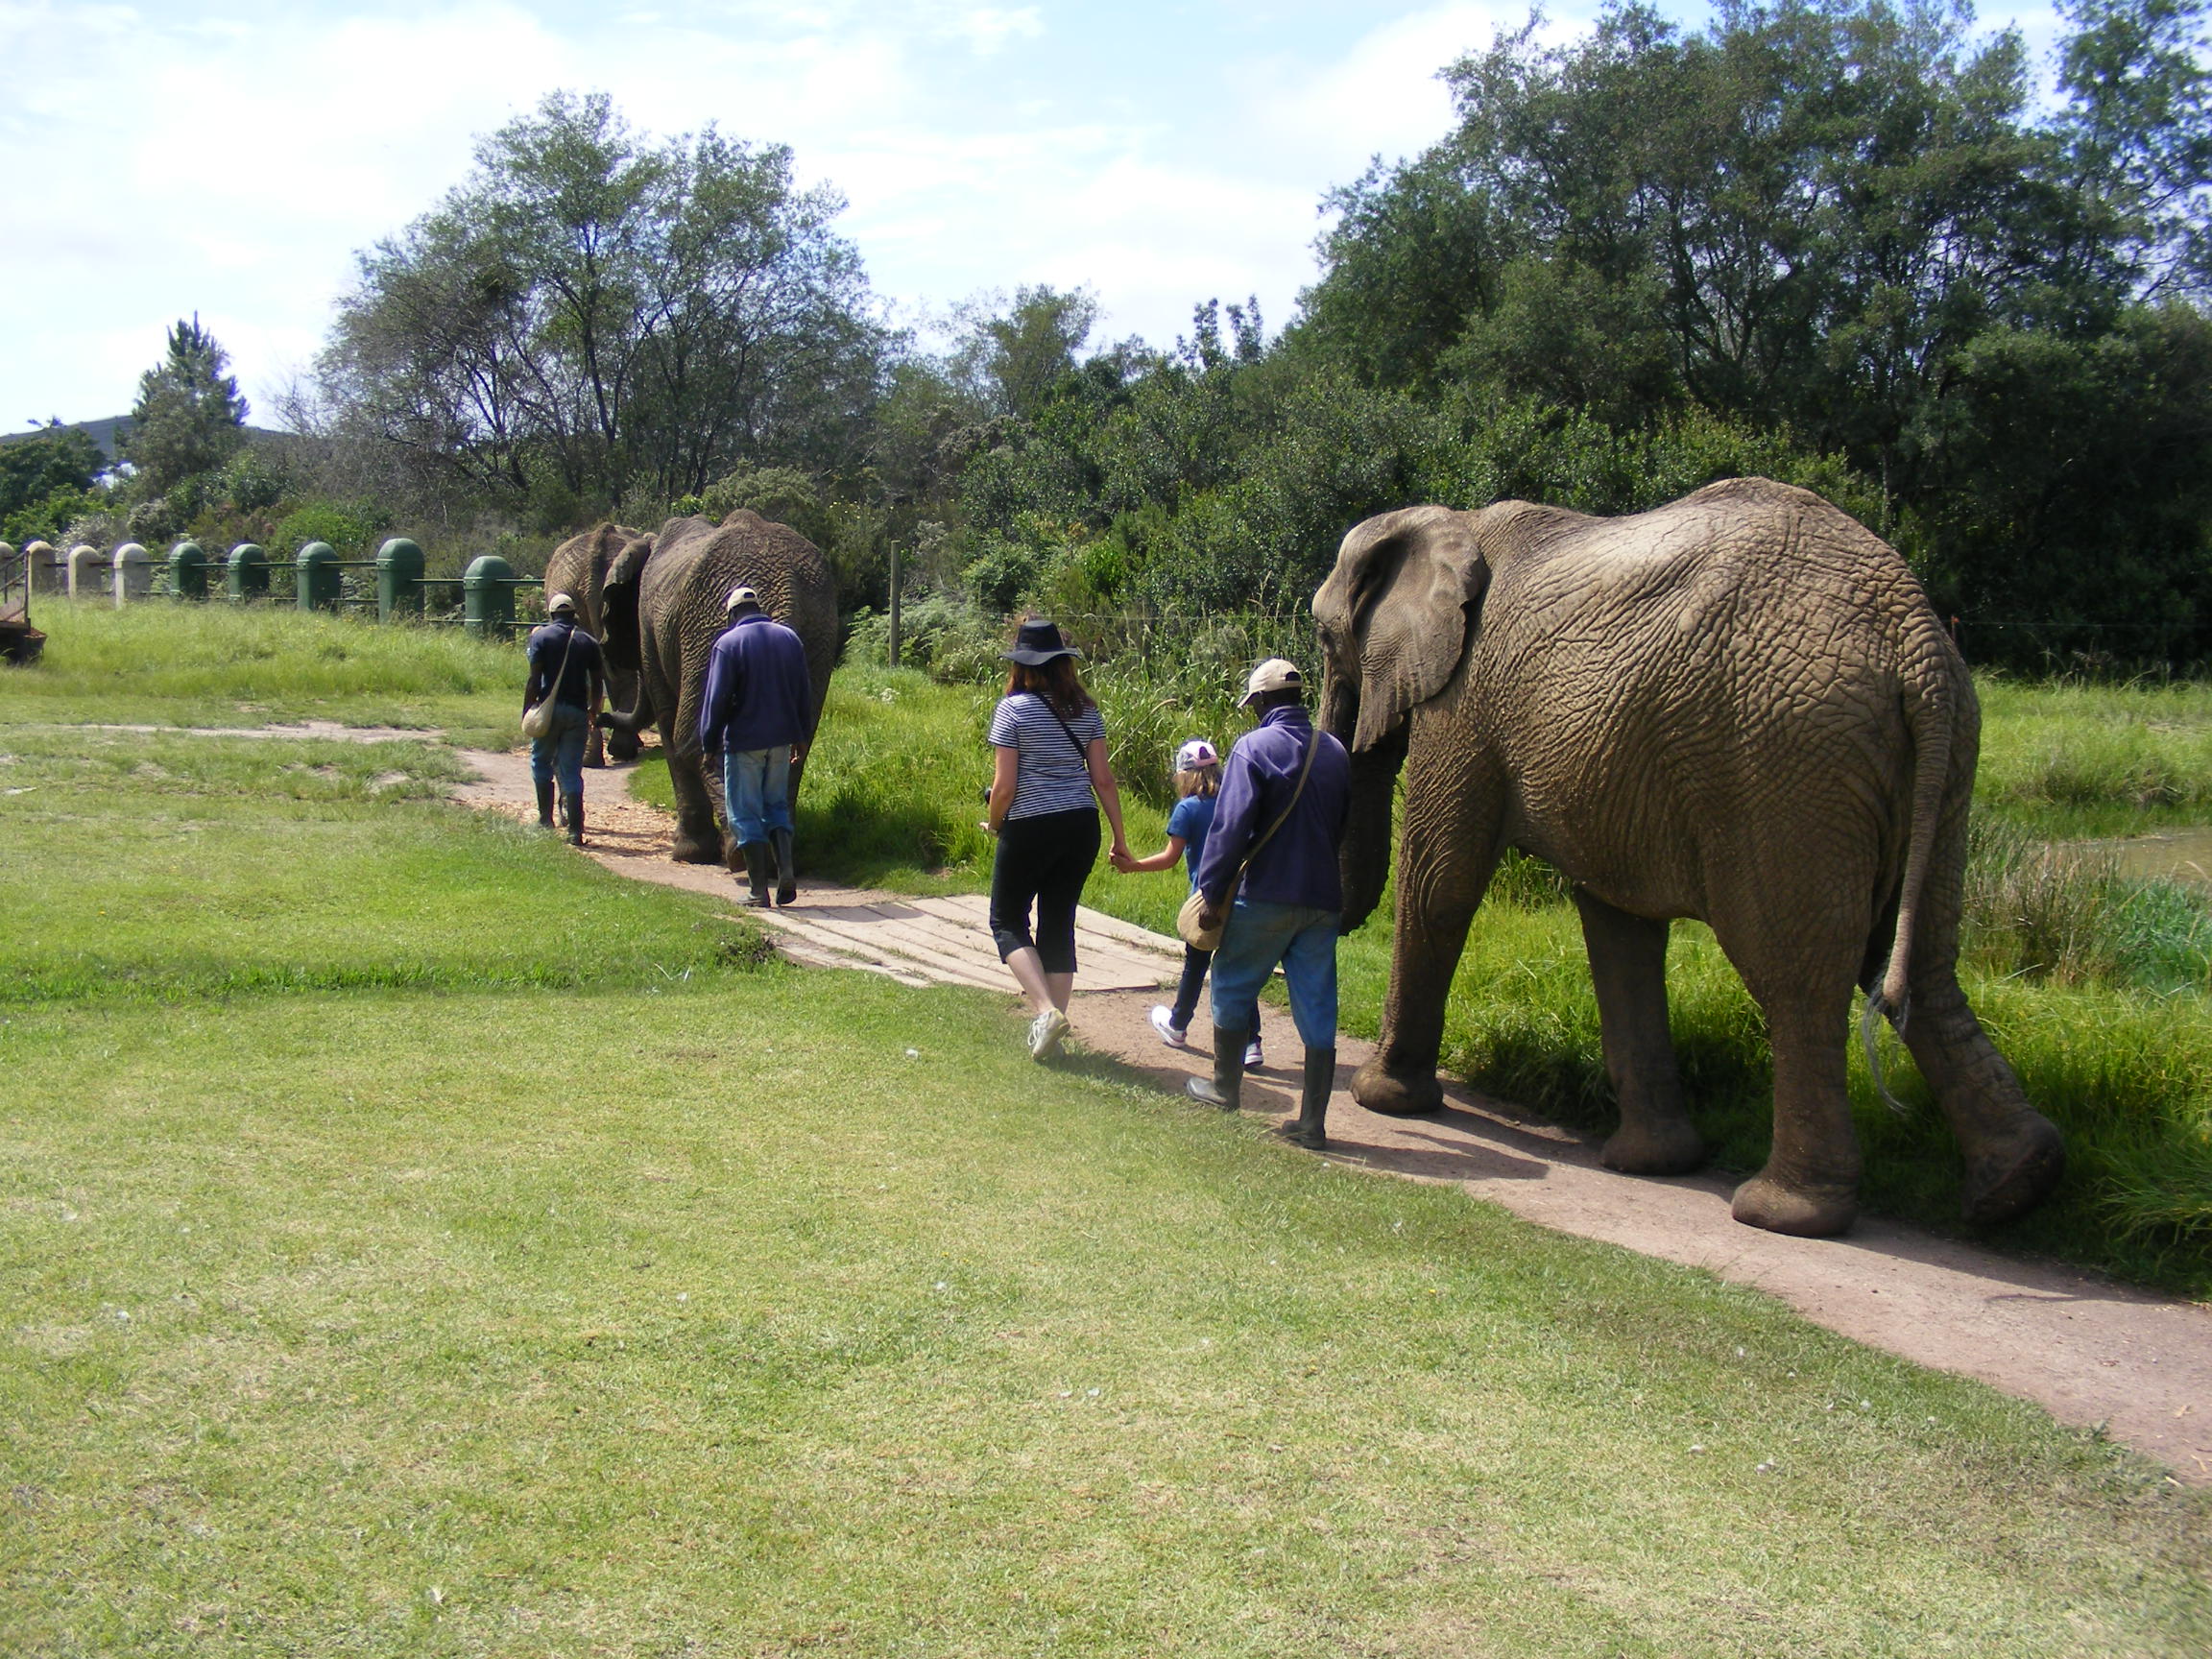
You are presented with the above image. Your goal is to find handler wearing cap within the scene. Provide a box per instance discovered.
[523,591,605,845]
[1187,658,1352,1147]
[700,585,815,906]
[984,618,1133,1060]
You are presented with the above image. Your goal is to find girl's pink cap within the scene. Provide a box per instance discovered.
[1174,739,1219,771]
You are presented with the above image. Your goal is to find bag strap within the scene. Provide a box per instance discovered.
[536,622,577,707]
[1217,726,1318,895]
[1038,694,1091,762]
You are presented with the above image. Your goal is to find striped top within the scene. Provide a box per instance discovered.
[988,692,1106,820]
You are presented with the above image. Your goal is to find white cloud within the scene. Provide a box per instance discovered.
[953,6,1044,55]
[0,0,2076,425]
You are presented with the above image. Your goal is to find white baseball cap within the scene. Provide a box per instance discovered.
[725,585,759,611]
[1174,738,1219,771]
[546,591,578,615]
[1239,658,1304,708]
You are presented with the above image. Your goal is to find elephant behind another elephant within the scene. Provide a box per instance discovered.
[1313,477,2064,1238]
[604,511,837,867]
[543,522,652,768]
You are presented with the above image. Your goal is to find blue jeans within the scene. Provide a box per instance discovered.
[529,704,589,800]
[723,745,793,846]
[1210,897,1340,1049]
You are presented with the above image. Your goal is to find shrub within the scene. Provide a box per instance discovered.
[274,498,391,556]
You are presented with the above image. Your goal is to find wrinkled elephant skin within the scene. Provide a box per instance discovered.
[1313,479,2064,1238]
[604,511,836,867]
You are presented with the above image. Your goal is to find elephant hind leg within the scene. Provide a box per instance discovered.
[1729,974,1863,1237]
[1897,970,2064,1224]
[1574,890,1704,1176]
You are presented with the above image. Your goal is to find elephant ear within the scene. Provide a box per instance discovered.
[606,533,654,591]
[1317,505,1487,752]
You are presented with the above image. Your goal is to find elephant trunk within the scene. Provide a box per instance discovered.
[1324,666,1404,933]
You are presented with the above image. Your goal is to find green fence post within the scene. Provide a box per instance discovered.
[296,542,341,612]
[228,543,269,600]
[464,555,516,638]
[376,537,424,621]
[167,541,208,600]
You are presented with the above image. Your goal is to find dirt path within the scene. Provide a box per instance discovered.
[458,747,2212,1484]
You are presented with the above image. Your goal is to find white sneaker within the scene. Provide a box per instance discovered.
[1028,1006,1070,1061]
[1149,1005,1190,1048]
[1244,1038,1264,1070]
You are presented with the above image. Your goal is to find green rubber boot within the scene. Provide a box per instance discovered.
[739,842,773,908]
[1187,1023,1249,1112]
[1277,1046,1335,1150]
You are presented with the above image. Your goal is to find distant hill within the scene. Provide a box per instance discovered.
[1,417,287,464]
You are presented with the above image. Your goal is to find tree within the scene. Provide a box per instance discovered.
[0,421,108,545]
[124,317,248,494]
[2057,0,2212,299]
[1284,0,2212,664]
[323,91,889,520]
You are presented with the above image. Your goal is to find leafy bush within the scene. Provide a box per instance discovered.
[274,498,391,556]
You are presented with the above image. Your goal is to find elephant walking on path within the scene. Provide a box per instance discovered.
[1314,478,2063,1238]
[603,511,837,867]
[543,523,652,768]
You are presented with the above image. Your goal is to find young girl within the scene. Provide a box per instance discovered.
[1118,738,1264,1070]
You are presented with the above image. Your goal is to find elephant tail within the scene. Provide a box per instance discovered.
[1862,623,1957,1108]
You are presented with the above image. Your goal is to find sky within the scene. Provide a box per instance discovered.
[0,0,2070,430]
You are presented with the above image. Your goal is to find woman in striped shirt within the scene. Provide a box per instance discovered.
[984,618,1132,1060]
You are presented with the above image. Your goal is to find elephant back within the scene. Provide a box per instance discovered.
[645,510,839,740]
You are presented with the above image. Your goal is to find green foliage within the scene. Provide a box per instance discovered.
[323,90,885,520]
[124,316,248,495]
[0,421,109,546]
[273,497,390,556]
[1277,0,2212,669]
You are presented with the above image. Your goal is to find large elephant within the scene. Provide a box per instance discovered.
[1313,478,2064,1238]
[542,522,652,767]
[603,510,837,866]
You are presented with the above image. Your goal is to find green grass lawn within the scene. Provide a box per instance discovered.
[6,602,528,747]
[3,733,2207,1653]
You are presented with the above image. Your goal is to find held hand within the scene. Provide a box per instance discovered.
[1107,849,1135,874]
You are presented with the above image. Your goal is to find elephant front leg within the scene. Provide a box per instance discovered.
[1574,890,1704,1176]
[1731,984,1863,1237]
[1353,782,1500,1119]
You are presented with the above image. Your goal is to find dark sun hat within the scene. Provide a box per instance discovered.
[1002,617,1083,666]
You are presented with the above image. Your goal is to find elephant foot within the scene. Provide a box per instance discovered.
[1960,1113,2065,1225]
[1731,1170,1858,1238]
[1600,1116,1706,1177]
[670,828,725,865]
[583,746,607,770]
[1351,1057,1443,1118]
[606,731,640,763]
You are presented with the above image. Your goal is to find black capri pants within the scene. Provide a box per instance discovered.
[989,807,1100,974]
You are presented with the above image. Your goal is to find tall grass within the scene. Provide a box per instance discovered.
[1976,674,2212,836]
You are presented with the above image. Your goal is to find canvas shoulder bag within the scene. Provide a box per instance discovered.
[520,625,578,741]
[1176,731,1318,952]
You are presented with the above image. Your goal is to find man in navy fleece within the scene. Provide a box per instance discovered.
[1187,658,1353,1148]
[699,585,815,907]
